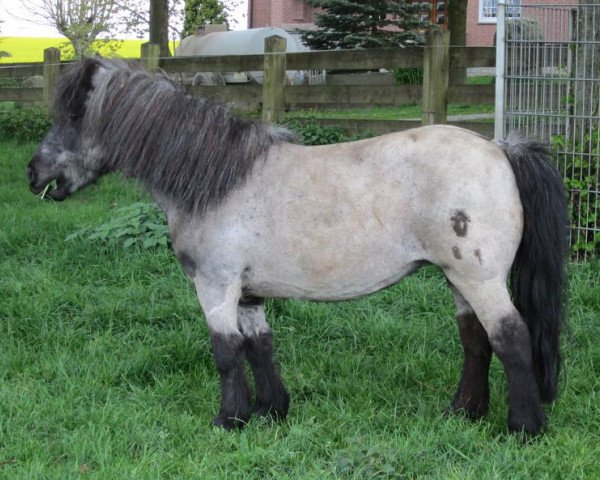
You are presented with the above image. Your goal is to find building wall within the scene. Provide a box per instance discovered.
[466,0,578,47]
[249,0,315,30]
[250,0,578,47]
[466,0,496,46]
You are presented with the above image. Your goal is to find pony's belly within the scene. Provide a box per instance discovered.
[246,259,422,301]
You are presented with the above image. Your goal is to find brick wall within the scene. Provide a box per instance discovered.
[466,0,496,46]
[249,0,315,29]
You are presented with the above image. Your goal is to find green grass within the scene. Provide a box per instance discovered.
[1,141,600,478]
[467,76,495,85]
[0,37,148,63]
[284,104,494,121]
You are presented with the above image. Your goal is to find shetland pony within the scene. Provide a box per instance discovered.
[27,58,568,434]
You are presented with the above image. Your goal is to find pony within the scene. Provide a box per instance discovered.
[27,57,568,435]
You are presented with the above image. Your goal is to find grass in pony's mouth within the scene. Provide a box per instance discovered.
[38,180,57,199]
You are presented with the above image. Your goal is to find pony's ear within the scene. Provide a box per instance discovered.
[66,57,100,119]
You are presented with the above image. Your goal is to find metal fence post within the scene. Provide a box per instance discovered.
[262,35,287,124]
[422,30,450,126]
[494,2,506,139]
[43,47,61,108]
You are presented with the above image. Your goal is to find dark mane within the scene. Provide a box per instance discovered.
[58,58,296,214]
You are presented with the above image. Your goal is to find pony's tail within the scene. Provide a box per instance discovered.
[495,132,569,403]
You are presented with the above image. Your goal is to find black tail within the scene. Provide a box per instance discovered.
[496,132,569,402]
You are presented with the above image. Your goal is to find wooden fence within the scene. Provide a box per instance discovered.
[0,31,496,136]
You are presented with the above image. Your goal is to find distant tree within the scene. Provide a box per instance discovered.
[182,0,228,38]
[0,17,10,58]
[301,0,433,50]
[448,0,467,83]
[150,0,171,56]
[21,0,119,58]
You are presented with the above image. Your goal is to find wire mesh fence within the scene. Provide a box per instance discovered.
[499,2,600,259]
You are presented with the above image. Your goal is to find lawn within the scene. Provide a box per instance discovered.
[1,141,600,478]
[284,104,494,121]
[0,37,151,63]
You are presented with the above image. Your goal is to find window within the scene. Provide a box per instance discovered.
[479,0,521,24]
[293,0,305,21]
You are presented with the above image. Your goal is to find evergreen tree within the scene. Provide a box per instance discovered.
[182,0,228,38]
[301,0,432,50]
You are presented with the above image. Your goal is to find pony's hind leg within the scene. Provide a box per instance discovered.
[448,285,492,419]
[447,276,547,435]
[238,298,289,420]
[193,275,252,429]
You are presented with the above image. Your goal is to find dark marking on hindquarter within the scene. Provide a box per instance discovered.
[452,246,462,260]
[451,210,471,237]
[474,249,483,264]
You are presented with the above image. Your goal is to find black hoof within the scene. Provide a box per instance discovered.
[508,407,548,437]
[254,389,290,420]
[211,414,248,430]
[448,397,489,420]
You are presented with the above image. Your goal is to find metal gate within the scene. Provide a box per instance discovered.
[496,2,600,259]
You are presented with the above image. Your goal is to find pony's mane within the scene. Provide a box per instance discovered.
[55,58,296,214]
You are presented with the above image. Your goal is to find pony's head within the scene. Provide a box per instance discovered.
[27,57,108,200]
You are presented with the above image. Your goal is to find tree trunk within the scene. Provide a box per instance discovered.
[448,0,468,84]
[150,0,171,57]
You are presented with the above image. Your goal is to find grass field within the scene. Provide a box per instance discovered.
[284,104,494,121]
[0,37,149,63]
[1,141,600,478]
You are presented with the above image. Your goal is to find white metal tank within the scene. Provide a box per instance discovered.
[175,27,309,85]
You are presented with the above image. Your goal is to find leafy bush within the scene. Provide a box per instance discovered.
[0,107,52,142]
[286,119,374,145]
[392,68,423,85]
[287,121,347,145]
[66,202,170,250]
[551,128,600,256]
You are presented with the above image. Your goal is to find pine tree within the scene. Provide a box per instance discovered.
[182,0,228,38]
[301,0,432,50]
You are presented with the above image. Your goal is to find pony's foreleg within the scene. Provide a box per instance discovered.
[448,286,492,419]
[449,278,547,435]
[193,276,252,429]
[238,299,290,419]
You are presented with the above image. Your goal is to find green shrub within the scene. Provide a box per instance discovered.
[392,68,423,85]
[0,107,52,142]
[66,202,170,250]
[287,121,347,145]
[286,119,374,146]
[551,128,600,256]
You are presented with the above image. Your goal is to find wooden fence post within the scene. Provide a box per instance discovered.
[422,30,450,125]
[43,47,61,108]
[262,35,287,124]
[141,42,161,72]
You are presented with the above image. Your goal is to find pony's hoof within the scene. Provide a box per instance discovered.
[253,387,290,420]
[211,415,247,430]
[508,407,548,437]
[253,394,290,420]
[447,399,489,420]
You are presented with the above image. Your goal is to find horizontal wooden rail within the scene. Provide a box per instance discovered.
[190,84,263,103]
[161,55,265,73]
[448,84,495,104]
[449,47,496,68]
[286,48,424,70]
[0,63,44,78]
[285,84,422,105]
[0,87,43,102]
